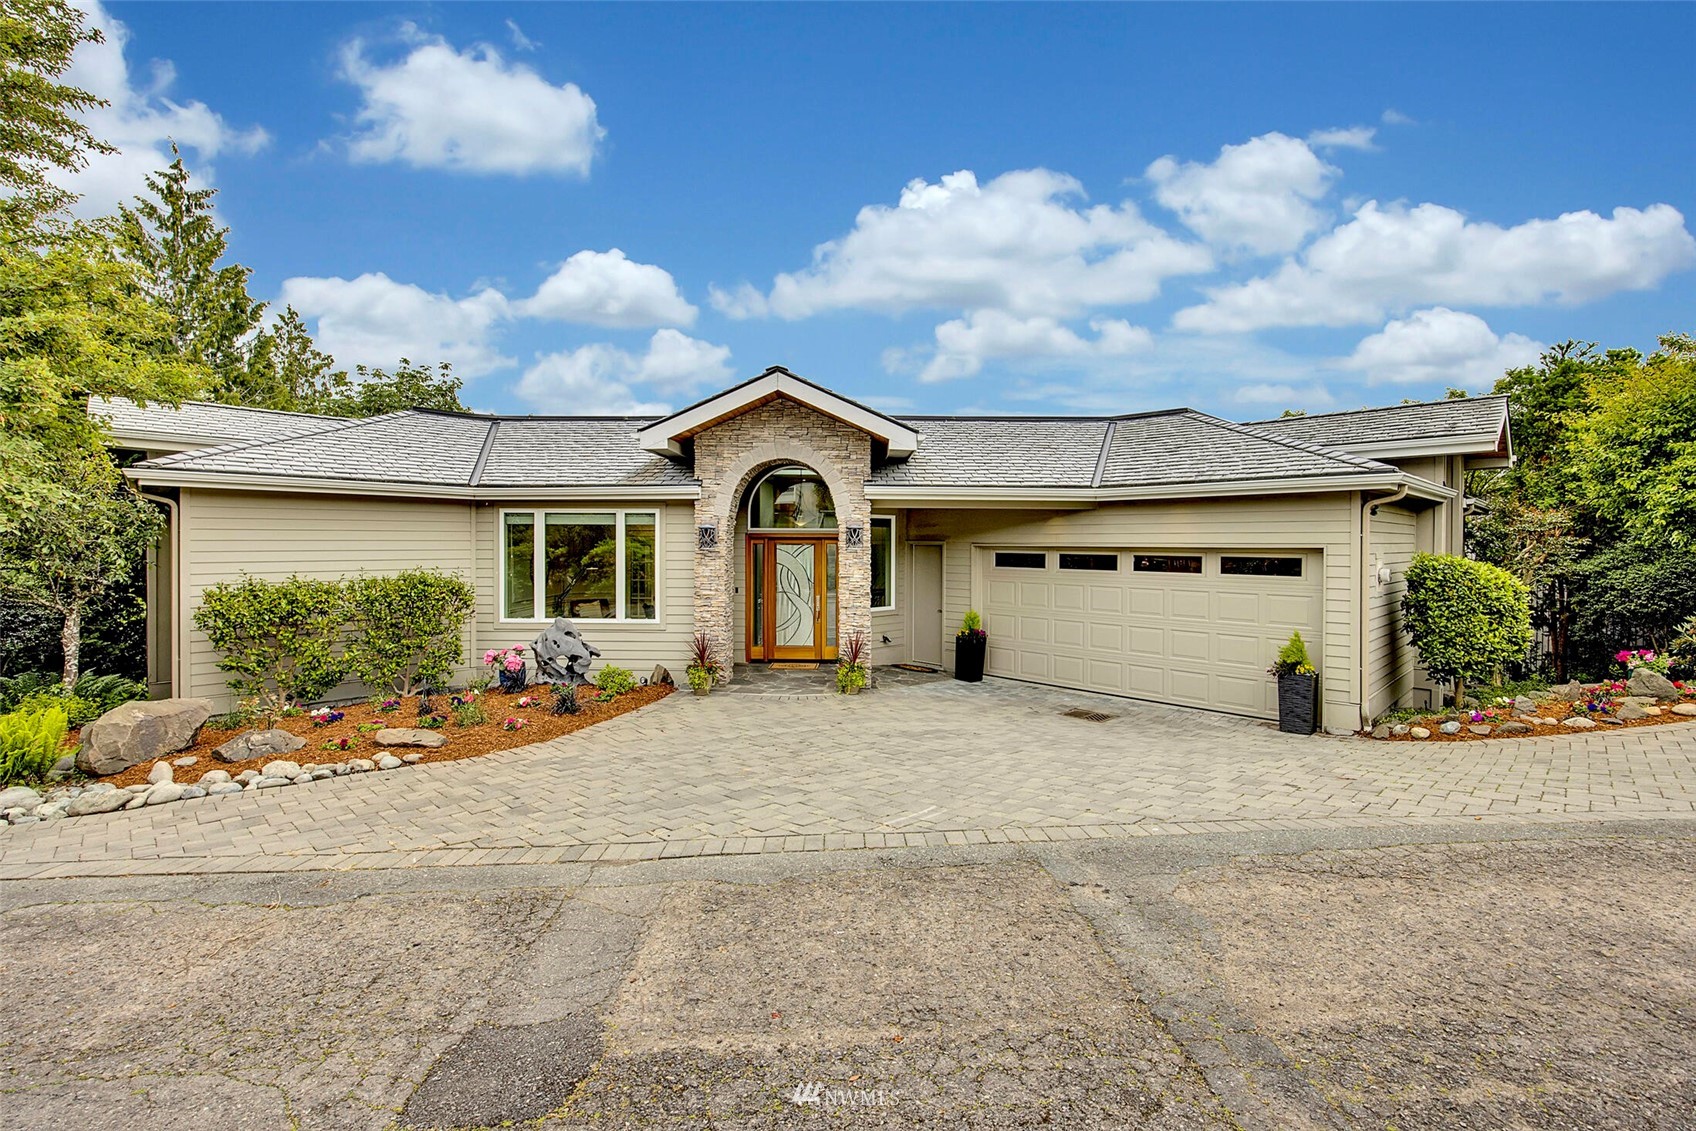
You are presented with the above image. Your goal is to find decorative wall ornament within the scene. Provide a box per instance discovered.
[697,524,719,552]
[844,524,865,549]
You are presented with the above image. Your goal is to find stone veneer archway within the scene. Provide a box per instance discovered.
[690,398,873,679]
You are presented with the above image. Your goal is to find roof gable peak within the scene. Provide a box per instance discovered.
[634,367,920,458]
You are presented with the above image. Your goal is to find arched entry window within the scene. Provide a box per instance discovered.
[747,466,837,531]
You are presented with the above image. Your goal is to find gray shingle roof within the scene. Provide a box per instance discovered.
[870,418,1111,487]
[93,396,341,445]
[1098,412,1392,487]
[1249,395,1508,448]
[141,412,494,486]
[475,418,697,488]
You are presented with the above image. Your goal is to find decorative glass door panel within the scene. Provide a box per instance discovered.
[747,536,838,661]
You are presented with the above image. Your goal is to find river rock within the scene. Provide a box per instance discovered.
[207,782,244,796]
[376,754,403,770]
[214,729,306,763]
[347,758,375,772]
[1496,721,1534,735]
[0,787,42,813]
[1410,726,1431,739]
[147,761,174,785]
[373,728,447,748]
[143,782,185,806]
[1439,721,1462,735]
[260,760,302,781]
[1627,668,1679,700]
[1468,725,1493,736]
[1370,724,1392,739]
[172,756,198,768]
[198,769,232,786]
[1672,703,1696,717]
[75,698,215,776]
[1562,716,1597,729]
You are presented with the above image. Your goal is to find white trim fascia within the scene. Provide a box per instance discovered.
[124,467,701,501]
[106,428,245,452]
[635,371,921,458]
[866,472,1452,505]
[1321,432,1505,459]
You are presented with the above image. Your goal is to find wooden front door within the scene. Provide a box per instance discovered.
[747,535,838,662]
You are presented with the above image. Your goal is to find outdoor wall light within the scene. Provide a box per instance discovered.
[697,525,718,551]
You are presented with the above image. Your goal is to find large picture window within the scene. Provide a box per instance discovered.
[870,515,895,610]
[502,510,658,622]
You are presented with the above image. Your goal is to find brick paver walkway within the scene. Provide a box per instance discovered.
[4,679,1695,878]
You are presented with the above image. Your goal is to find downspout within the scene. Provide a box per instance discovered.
[1359,484,1410,731]
[139,491,181,698]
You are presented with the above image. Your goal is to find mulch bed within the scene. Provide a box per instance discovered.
[88,683,672,788]
[1378,695,1696,741]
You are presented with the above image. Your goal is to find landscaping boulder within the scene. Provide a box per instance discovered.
[1496,721,1534,735]
[65,789,132,817]
[1410,726,1432,739]
[531,618,601,685]
[0,787,42,814]
[76,698,215,777]
[650,664,674,687]
[1617,701,1650,721]
[1673,703,1696,717]
[1439,721,1462,735]
[1562,716,1597,729]
[214,729,306,763]
[1549,681,1585,701]
[373,728,447,748]
[1626,668,1679,701]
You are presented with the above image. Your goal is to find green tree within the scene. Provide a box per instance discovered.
[1401,553,1533,706]
[343,570,475,696]
[0,454,164,689]
[193,575,347,716]
[310,358,468,416]
[114,148,266,392]
[1567,334,1696,550]
[0,0,113,239]
[241,305,342,411]
[0,227,208,525]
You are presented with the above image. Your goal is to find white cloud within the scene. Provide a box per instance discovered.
[1175,200,1696,332]
[1146,132,1339,256]
[51,0,268,217]
[515,329,734,413]
[914,311,1153,383]
[1338,307,1543,387]
[505,19,537,52]
[518,249,696,328]
[338,25,602,176]
[1381,109,1416,126]
[1307,125,1377,150]
[706,281,770,319]
[720,168,1211,321]
[278,272,512,377]
[1233,383,1338,411]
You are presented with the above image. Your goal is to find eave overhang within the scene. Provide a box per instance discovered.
[635,367,920,459]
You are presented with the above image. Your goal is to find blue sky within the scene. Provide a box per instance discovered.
[62,2,1696,418]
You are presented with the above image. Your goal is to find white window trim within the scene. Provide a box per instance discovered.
[498,507,662,625]
[870,514,897,612]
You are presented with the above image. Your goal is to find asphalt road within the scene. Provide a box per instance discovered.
[3,819,1692,1130]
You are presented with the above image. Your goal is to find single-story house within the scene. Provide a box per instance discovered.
[98,366,1512,734]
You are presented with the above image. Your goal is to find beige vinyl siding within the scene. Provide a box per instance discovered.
[471,501,696,679]
[179,488,476,709]
[906,493,1362,733]
[870,510,908,665]
[1366,503,1419,717]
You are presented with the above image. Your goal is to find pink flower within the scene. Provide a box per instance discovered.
[1616,650,1632,662]
[483,650,498,664]
[504,656,523,672]
[512,645,524,654]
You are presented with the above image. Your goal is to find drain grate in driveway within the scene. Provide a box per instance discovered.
[1061,708,1117,723]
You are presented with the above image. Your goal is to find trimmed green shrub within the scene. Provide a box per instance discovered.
[594,665,638,696]
[1402,553,1533,704]
[0,705,69,786]
[1269,631,1316,676]
[194,574,347,714]
[343,570,475,696]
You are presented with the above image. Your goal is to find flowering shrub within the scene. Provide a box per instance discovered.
[517,695,539,708]
[484,646,526,675]
[322,735,358,751]
[377,698,401,713]
[501,716,528,732]
[309,707,344,727]
[1615,649,1671,676]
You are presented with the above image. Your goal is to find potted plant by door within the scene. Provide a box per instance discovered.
[836,632,869,695]
[686,630,721,697]
[1269,630,1319,735]
[955,610,987,683]
[485,646,529,694]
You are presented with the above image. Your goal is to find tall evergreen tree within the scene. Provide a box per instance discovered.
[115,147,265,392]
[240,305,343,410]
[0,0,113,240]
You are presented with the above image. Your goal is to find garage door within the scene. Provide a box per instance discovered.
[981,548,1323,719]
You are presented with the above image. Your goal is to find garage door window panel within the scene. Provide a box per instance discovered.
[1221,555,1303,577]
[1134,554,1203,574]
[994,551,1048,569]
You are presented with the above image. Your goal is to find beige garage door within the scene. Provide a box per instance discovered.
[981,548,1323,718]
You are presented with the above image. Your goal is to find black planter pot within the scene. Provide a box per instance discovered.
[498,664,529,694]
[1277,671,1319,735]
[955,634,986,683]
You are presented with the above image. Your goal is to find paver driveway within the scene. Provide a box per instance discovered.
[4,678,1695,878]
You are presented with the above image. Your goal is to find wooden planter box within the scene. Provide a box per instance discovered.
[1277,671,1319,735]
